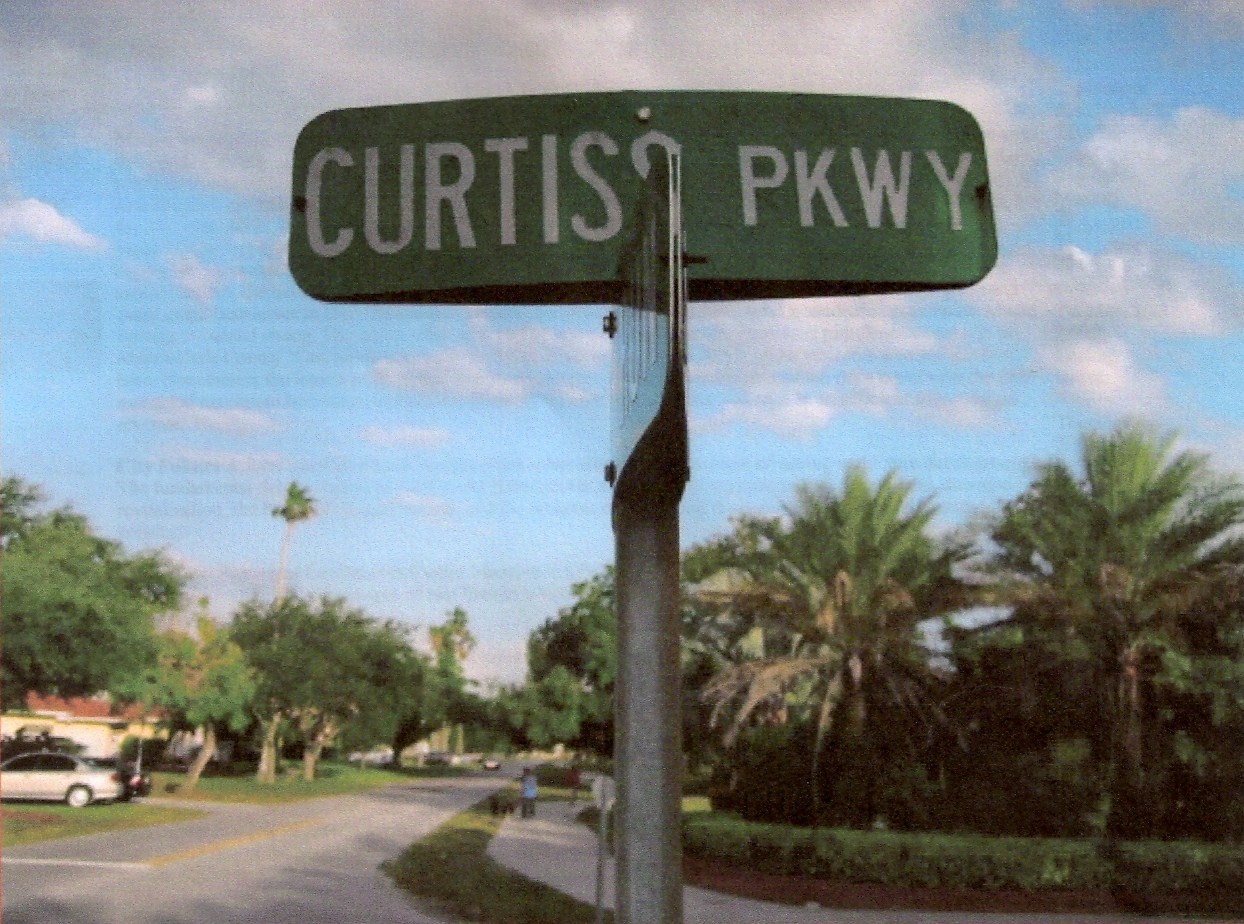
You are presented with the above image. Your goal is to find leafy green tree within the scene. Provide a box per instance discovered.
[2,478,184,709]
[272,482,315,602]
[120,607,256,793]
[384,607,478,761]
[231,594,416,781]
[693,467,972,823]
[525,569,617,754]
[1,475,44,544]
[387,654,446,764]
[499,666,587,751]
[989,421,1244,837]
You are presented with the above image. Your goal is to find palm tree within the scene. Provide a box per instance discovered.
[696,466,973,822]
[990,420,1244,836]
[272,482,315,602]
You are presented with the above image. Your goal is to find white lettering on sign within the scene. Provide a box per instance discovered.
[306,147,354,257]
[926,151,972,231]
[794,149,848,228]
[852,148,911,229]
[302,137,977,258]
[630,130,681,179]
[570,132,623,242]
[739,146,790,227]
[542,134,560,245]
[485,137,528,245]
[365,145,415,254]
[425,142,476,251]
[739,146,974,232]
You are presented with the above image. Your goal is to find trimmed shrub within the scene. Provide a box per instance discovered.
[682,812,1244,913]
[1108,839,1244,915]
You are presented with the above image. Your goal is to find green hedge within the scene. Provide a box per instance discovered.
[1107,839,1244,915]
[682,812,1244,912]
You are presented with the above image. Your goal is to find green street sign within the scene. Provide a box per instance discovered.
[289,91,996,304]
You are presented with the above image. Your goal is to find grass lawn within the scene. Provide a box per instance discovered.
[149,762,462,804]
[2,801,207,847]
[384,790,611,924]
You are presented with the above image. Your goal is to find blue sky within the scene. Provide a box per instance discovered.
[3,1,1243,684]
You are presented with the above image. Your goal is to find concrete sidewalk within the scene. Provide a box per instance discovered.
[486,798,1227,924]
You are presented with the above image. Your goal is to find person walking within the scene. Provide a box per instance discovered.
[519,768,538,818]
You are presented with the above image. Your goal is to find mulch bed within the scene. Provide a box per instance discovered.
[682,855,1121,914]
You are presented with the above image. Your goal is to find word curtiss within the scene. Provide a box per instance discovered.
[302,131,682,256]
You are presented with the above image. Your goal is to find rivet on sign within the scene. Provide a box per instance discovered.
[636,107,651,123]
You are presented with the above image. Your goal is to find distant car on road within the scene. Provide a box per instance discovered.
[0,751,126,807]
[480,757,502,771]
[88,757,153,801]
[423,751,455,766]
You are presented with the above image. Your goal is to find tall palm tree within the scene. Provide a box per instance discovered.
[990,421,1244,836]
[272,482,315,602]
[696,466,972,822]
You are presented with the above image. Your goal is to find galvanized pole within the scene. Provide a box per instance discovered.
[609,146,687,924]
[614,491,683,924]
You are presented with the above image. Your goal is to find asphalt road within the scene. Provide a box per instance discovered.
[1,773,506,924]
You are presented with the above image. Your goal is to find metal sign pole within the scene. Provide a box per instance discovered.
[614,490,683,924]
[610,149,687,924]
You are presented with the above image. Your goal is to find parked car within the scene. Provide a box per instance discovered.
[0,751,125,807]
[423,751,454,766]
[88,757,152,801]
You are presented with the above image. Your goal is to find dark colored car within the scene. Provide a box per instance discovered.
[88,758,153,801]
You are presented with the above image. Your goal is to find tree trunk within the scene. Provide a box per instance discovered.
[1107,644,1148,837]
[302,739,324,781]
[274,522,293,602]
[809,676,838,825]
[181,723,216,795]
[257,712,281,784]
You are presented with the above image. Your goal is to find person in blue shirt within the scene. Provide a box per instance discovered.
[519,768,538,818]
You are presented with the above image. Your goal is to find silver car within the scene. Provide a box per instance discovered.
[1,751,126,807]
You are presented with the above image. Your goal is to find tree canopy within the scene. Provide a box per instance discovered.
[2,477,185,710]
[986,420,1244,837]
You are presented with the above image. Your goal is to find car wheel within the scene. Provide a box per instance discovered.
[65,785,93,808]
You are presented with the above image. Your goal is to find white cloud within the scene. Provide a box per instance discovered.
[132,398,280,435]
[394,491,455,524]
[373,349,529,402]
[969,242,1242,339]
[0,197,107,250]
[1039,339,1166,416]
[166,253,224,305]
[360,424,450,447]
[0,1,1066,215]
[549,382,595,404]
[694,297,938,386]
[695,372,997,439]
[1048,107,1244,245]
[183,85,223,107]
[913,394,995,429]
[698,391,836,439]
[152,446,287,472]
[471,315,608,368]
[463,636,528,685]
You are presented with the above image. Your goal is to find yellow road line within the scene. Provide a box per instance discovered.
[146,817,323,868]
